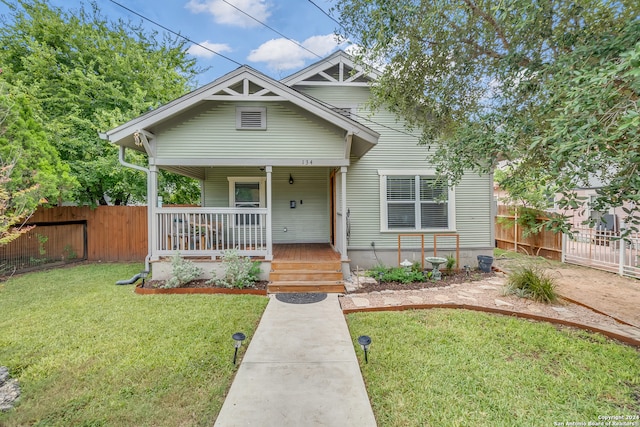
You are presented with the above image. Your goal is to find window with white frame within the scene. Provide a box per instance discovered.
[228,177,266,225]
[379,170,455,231]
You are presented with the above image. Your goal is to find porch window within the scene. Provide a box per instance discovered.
[228,177,266,225]
[379,170,455,231]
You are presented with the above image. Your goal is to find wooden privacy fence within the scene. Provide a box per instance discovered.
[1,220,88,275]
[494,205,562,261]
[25,206,147,262]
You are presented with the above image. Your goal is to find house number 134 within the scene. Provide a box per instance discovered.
[302,160,313,165]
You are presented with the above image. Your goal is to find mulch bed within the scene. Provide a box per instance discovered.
[141,271,495,293]
[142,279,269,290]
[349,270,496,294]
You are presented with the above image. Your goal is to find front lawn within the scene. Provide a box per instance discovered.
[0,263,268,426]
[348,309,640,427]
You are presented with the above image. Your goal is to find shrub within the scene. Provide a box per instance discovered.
[503,266,558,303]
[162,253,203,289]
[212,250,261,289]
[445,254,456,270]
[367,265,427,284]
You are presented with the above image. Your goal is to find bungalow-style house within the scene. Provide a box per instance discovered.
[100,51,494,292]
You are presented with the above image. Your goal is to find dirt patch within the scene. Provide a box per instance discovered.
[494,255,640,328]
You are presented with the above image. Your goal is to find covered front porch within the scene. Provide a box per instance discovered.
[151,241,345,292]
[149,165,350,267]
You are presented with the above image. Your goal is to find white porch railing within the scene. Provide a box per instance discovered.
[155,207,268,258]
[563,226,640,279]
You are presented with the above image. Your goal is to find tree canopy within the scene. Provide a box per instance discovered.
[334,0,640,231]
[0,0,202,206]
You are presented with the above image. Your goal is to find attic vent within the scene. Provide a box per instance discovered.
[236,107,266,130]
[331,106,353,118]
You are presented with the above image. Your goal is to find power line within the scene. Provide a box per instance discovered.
[220,0,323,60]
[107,0,243,67]
[306,0,343,29]
[107,0,416,139]
[310,96,421,139]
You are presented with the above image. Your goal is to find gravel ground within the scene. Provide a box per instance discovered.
[339,272,640,343]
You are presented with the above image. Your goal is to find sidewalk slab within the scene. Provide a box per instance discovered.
[214,294,376,427]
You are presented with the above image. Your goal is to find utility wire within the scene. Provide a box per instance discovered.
[221,0,323,60]
[107,0,243,67]
[308,94,421,139]
[306,0,343,29]
[107,0,417,139]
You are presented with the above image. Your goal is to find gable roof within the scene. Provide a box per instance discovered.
[100,62,379,156]
[281,50,381,87]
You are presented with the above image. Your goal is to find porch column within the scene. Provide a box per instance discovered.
[340,166,348,261]
[149,164,159,261]
[265,166,273,261]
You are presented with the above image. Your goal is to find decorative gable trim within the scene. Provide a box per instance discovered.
[101,62,379,157]
[281,50,380,87]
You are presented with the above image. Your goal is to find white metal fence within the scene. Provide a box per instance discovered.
[563,226,640,279]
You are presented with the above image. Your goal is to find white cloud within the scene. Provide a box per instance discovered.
[344,44,387,72]
[247,34,347,71]
[186,41,232,58]
[185,0,270,28]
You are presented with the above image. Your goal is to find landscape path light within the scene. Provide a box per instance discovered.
[357,335,371,363]
[232,332,246,365]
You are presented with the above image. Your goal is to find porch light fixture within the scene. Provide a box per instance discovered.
[232,332,246,365]
[289,174,294,185]
[357,335,371,363]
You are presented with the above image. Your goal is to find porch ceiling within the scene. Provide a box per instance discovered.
[162,166,205,181]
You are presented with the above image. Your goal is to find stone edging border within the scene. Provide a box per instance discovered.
[134,286,267,296]
[342,303,640,348]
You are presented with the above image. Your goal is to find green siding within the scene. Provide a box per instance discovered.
[298,85,493,250]
[203,167,329,243]
[271,168,329,243]
[155,101,345,159]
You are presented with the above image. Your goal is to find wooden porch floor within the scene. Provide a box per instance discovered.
[272,243,341,262]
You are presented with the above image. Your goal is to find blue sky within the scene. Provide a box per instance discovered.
[0,0,349,87]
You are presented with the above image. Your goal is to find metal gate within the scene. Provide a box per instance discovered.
[563,226,640,279]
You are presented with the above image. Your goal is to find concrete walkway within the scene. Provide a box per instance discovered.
[214,294,377,427]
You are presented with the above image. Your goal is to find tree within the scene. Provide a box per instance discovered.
[0,77,73,244]
[0,161,36,245]
[0,0,202,206]
[334,0,640,231]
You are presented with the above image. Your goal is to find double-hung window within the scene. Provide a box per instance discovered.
[379,170,455,231]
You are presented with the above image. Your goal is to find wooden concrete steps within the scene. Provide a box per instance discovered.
[268,260,345,294]
[269,270,343,282]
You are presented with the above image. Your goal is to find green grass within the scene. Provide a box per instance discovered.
[0,263,269,427]
[348,309,640,427]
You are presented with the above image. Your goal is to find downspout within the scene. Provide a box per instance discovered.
[118,145,152,273]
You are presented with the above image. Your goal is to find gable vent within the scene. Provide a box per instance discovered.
[236,107,266,130]
[331,106,354,119]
